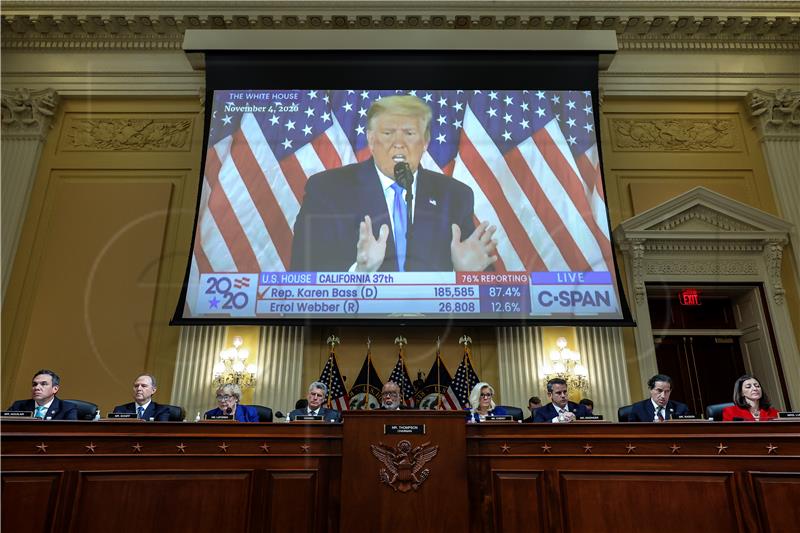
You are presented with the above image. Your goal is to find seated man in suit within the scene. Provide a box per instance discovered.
[523,396,542,423]
[628,374,690,422]
[7,369,77,420]
[379,381,408,410]
[112,374,171,421]
[532,378,590,423]
[288,381,341,422]
[290,94,498,273]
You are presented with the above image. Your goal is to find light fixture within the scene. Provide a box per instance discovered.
[213,336,257,389]
[540,337,589,394]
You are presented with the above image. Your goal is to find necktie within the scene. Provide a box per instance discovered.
[34,406,46,419]
[657,408,664,422]
[390,182,407,272]
[137,406,145,419]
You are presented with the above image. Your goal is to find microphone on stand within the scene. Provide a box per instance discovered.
[393,158,414,243]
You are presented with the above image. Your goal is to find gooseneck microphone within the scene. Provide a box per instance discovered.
[393,161,414,242]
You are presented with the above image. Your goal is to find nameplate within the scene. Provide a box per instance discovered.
[675,414,699,420]
[205,415,234,421]
[1,411,33,418]
[577,415,603,421]
[107,412,137,419]
[778,411,800,418]
[295,415,323,421]
[484,415,514,421]
[384,424,426,435]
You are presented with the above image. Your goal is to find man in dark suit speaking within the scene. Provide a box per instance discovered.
[7,369,78,420]
[112,374,171,421]
[290,95,497,272]
[628,374,690,422]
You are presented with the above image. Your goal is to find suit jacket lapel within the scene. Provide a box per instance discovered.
[143,402,156,420]
[357,160,397,270]
[47,398,60,418]
[645,400,655,421]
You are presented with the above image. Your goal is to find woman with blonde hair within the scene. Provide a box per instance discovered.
[467,382,508,422]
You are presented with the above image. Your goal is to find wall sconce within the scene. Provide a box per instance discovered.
[540,337,589,394]
[213,336,257,389]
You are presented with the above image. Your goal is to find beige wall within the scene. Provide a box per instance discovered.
[1,97,203,412]
[600,96,800,397]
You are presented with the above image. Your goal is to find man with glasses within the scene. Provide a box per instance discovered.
[204,384,259,422]
[532,378,590,423]
[112,374,171,421]
[379,381,409,410]
[288,381,341,422]
[7,369,78,420]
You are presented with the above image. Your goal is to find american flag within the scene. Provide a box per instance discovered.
[388,348,417,408]
[318,351,348,411]
[449,346,481,409]
[415,351,460,410]
[187,88,611,308]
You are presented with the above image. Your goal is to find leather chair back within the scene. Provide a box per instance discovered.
[63,399,99,421]
[251,404,273,422]
[163,404,185,422]
[496,405,523,421]
[706,402,735,421]
[618,404,633,422]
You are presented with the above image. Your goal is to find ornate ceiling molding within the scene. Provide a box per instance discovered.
[2,2,799,51]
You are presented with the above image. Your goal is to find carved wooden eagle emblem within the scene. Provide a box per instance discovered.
[370,439,439,493]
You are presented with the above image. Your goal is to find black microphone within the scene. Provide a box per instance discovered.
[393,161,414,247]
[224,407,232,416]
[275,411,285,419]
[393,161,414,191]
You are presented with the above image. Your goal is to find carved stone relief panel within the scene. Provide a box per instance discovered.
[61,116,193,151]
[609,118,740,152]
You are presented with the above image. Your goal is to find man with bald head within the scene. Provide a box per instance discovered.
[112,374,171,421]
[291,94,497,273]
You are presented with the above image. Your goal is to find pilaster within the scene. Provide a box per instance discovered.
[748,88,800,289]
[1,88,59,296]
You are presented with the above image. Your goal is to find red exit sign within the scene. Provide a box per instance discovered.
[679,288,701,306]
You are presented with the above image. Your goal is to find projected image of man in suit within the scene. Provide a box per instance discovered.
[290,95,498,272]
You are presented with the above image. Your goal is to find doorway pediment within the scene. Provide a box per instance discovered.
[617,186,792,239]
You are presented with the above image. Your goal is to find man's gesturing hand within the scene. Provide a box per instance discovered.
[450,221,498,271]
[356,215,389,272]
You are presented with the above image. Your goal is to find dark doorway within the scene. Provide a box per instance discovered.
[654,335,746,416]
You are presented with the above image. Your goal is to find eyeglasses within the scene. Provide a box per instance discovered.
[382,392,399,397]
[216,395,234,401]
[480,392,494,398]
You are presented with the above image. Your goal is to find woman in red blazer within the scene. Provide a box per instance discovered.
[722,374,779,421]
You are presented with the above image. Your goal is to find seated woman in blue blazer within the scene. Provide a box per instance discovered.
[205,383,259,422]
[467,382,508,422]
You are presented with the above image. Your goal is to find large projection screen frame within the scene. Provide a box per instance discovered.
[173,30,634,326]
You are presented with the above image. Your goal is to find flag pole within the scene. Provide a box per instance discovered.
[459,334,473,408]
[365,337,372,410]
[326,334,340,409]
[436,336,443,410]
[394,335,408,406]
